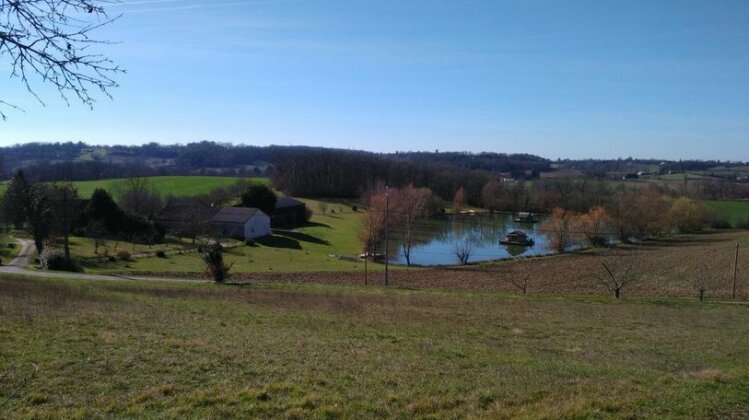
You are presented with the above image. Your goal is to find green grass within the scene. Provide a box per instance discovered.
[63,236,229,259]
[82,199,380,275]
[1,276,748,417]
[0,176,269,199]
[704,200,749,226]
[0,234,20,263]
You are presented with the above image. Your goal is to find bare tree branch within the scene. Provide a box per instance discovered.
[0,0,123,118]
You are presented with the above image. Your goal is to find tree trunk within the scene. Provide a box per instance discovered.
[63,232,71,261]
[614,288,620,299]
[33,227,44,255]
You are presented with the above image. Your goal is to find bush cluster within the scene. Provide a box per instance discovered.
[40,248,81,272]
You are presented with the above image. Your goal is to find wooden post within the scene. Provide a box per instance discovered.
[733,243,739,300]
[384,186,389,287]
[364,246,368,286]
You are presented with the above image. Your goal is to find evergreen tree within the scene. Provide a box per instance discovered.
[240,184,277,216]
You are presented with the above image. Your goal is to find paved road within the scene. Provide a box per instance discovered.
[0,239,205,283]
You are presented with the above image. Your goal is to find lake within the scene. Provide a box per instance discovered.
[386,213,559,266]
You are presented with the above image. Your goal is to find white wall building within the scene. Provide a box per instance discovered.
[209,207,271,240]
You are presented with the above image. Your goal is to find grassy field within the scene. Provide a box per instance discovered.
[63,236,223,260]
[80,199,378,275]
[0,233,21,263]
[1,276,748,417]
[705,200,749,226]
[0,176,269,198]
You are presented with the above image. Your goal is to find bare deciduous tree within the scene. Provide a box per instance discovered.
[0,0,123,120]
[119,177,162,220]
[574,206,611,247]
[693,263,720,302]
[359,183,388,256]
[508,272,531,294]
[397,184,433,266]
[595,252,639,299]
[454,238,472,265]
[541,207,576,253]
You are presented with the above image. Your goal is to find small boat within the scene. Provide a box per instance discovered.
[359,252,386,261]
[500,230,535,247]
[514,212,538,223]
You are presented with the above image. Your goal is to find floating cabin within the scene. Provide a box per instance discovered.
[514,212,538,223]
[500,230,535,247]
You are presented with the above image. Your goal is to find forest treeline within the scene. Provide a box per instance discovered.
[4,141,745,181]
[0,142,550,179]
[2,142,748,207]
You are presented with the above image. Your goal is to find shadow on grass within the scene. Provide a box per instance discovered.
[272,229,330,246]
[296,221,333,229]
[635,234,730,248]
[255,235,303,250]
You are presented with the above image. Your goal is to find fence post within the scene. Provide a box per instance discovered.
[732,243,739,300]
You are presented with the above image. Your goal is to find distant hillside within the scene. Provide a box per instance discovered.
[0,141,749,185]
[0,142,552,181]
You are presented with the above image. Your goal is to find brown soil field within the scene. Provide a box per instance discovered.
[122,230,749,300]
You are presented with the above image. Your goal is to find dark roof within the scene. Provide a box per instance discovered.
[276,196,305,209]
[209,207,262,224]
[508,230,527,236]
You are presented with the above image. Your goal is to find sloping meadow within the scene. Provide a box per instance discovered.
[1,275,749,418]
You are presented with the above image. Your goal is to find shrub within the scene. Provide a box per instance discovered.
[203,242,232,282]
[40,248,81,272]
[706,211,732,229]
[669,197,708,233]
[737,218,749,230]
[117,250,133,262]
[7,243,15,249]
[156,250,167,258]
[351,205,358,212]
[108,256,116,262]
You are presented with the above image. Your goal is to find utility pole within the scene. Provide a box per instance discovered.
[733,242,739,300]
[384,185,390,286]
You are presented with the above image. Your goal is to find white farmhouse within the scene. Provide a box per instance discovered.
[209,207,271,240]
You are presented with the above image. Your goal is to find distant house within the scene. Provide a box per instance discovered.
[273,197,307,227]
[209,207,270,240]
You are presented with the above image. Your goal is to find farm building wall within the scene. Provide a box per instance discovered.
[244,213,271,239]
[212,222,245,239]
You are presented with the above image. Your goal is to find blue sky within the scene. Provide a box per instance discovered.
[1,0,748,160]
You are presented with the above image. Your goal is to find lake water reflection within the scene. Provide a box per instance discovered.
[387,213,559,266]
